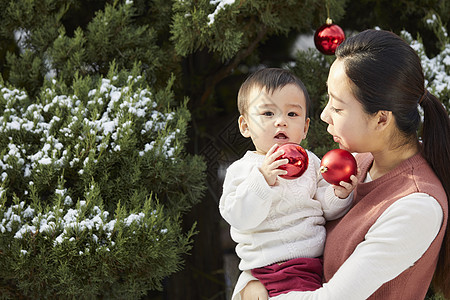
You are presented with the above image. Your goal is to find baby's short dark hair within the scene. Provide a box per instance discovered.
[237,68,311,118]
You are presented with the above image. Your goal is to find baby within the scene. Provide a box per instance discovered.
[219,68,357,299]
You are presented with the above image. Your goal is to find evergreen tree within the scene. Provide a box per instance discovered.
[0,65,205,298]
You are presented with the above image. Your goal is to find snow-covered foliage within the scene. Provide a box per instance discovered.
[207,0,236,25]
[0,65,205,298]
[0,76,179,181]
[401,13,450,113]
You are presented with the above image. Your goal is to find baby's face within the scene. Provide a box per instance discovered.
[239,84,310,155]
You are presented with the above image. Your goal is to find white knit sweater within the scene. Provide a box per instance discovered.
[219,150,352,271]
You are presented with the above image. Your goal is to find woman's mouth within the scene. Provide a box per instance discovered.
[327,129,340,144]
[333,136,340,143]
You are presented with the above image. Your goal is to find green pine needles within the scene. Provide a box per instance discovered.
[0,65,206,299]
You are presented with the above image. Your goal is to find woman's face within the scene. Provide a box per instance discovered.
[321,59,378,153]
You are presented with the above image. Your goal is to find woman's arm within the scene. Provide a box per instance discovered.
[234,270,268,300]
[241,280,269,300]
[269,193,443,300]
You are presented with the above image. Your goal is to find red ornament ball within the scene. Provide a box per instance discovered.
[314,19,345,55]
[320,149,357,185]
[276,143,309,179]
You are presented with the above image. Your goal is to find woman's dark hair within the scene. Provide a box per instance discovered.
[237,68,311,119]
[336,29,450,298]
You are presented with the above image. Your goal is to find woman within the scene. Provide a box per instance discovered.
[238,29,450,300]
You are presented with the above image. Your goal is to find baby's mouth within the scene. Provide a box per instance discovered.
[274,132,288,140]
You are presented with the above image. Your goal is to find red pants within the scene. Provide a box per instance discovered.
[251,257,323,297]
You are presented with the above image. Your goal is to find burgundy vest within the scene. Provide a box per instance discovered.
[324,153,448,300]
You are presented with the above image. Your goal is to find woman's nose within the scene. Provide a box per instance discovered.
[320,104,331,124]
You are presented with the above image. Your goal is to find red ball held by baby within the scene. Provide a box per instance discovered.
[320,149,357,185]
[275,143,309,179]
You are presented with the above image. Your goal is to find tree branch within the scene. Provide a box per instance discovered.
[200,25,268,104]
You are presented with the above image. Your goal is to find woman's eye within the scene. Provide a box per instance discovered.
[332,107,342,113]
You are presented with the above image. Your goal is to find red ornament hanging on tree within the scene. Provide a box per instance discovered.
[314,18,345,55]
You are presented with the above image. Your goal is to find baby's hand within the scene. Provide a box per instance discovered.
[259,144,288,186]
[332,172,358,199]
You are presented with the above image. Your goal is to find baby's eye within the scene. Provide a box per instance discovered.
[263,111,274,116]
[288,112,299,117]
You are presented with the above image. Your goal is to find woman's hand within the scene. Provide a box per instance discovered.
[241,280,268,300]
[333,171,359,199]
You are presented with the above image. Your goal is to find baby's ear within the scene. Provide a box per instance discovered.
[238,115,251,138]
[303,117,311,139]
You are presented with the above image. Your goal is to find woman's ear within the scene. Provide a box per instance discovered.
[238,115,251,138]
[375,110,393,131]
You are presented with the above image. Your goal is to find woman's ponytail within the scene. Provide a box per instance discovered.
[421,90,450,298]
